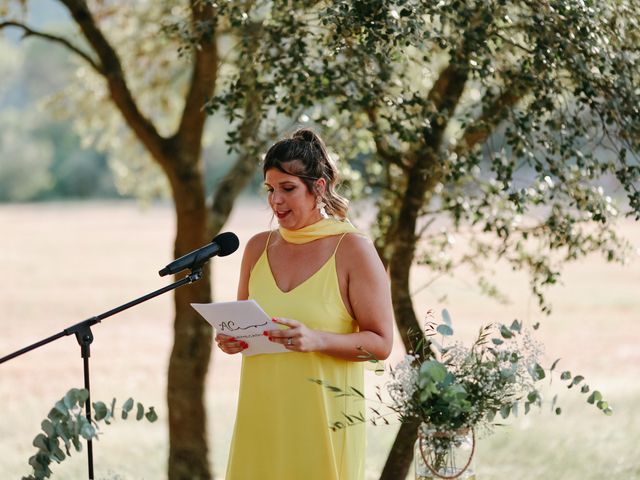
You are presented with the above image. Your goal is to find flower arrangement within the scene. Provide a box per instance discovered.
[383,310,611,433]
[315,309,611,478]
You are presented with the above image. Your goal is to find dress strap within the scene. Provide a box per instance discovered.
[264,230,274,252]
[332,233,349,256]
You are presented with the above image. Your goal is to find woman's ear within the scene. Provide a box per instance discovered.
[314,178,327,197]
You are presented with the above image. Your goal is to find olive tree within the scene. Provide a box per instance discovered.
[1,1,268,478]
[211,0,639,477]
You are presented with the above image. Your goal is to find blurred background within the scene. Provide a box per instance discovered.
[1,2,639,480]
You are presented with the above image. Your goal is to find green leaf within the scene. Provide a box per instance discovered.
[136,402,144,421]
[63,390,78,409]
[550,358,561,371]
[93,401,109,421]
[41,419,55,437]
[570,375,585,388]
[350,387,365,398]
[555,407,562,415]
[436,324,454,336]
[581,384,590,394]
[54,400,68,416]
[32,434,49,452]
[499,404,511,419]
[79,421,95,440]
[587,391,602,404]
[491,338,504,345]
[419,360,448,383]
[145,407,158,423]
[560,370,572,380]
[122,398,134,413]
[509,319,521,332]
[441,308,452,326]
[499,325,513,339]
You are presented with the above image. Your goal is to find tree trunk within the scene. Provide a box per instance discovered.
[379,420,421,480]
[167,167,213,480]
[378,59,470,479]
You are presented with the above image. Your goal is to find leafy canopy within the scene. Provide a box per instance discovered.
[209,0,640,310]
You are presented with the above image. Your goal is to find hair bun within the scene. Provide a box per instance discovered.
[292,128,320,144]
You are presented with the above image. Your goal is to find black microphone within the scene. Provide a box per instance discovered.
[158,232,239,277]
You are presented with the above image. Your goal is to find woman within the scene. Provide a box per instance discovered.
[216,129,394,480]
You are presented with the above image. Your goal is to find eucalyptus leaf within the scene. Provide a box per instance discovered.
[436,324,454,336]
[499,325,513,339]
[145,407,158,422]
[441,309,452,326]
[588,391,603,404]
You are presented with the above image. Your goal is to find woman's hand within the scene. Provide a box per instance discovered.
[266,317,325,352]
[215,333,248,354]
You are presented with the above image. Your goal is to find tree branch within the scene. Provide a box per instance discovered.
[0,20,102,73]
[176,1,219,153]
[56,0,168,170]
[366,107,410,171]
[455,82,527,158]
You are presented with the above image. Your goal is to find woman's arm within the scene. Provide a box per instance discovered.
[216,232,269,355]
[268,234,394,361]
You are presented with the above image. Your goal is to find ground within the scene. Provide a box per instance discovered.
[0,200,638,479]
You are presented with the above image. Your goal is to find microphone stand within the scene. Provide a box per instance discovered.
[0,267,204,480]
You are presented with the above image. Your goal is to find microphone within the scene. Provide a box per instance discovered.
[158,232,239,277]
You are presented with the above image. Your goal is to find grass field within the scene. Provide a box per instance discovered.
[0,200,638,480]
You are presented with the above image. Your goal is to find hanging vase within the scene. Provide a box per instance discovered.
[414,425,476,480]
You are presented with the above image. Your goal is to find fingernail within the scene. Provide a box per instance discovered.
[263,331,268,336]
[268,336,273,341]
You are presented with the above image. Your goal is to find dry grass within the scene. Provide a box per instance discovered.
[0,200,638,479]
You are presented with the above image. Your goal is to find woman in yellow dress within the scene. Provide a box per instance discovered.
[216,129,394,480]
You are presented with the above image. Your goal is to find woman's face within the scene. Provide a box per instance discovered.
[265,168,322,230]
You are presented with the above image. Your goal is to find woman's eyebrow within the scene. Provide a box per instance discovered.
[265,181,297,187]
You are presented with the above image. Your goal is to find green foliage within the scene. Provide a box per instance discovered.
[209,0,639,312]
[316,310,611,435]
[22,388,157,480]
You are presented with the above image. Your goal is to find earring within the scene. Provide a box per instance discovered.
[316,196,329,218]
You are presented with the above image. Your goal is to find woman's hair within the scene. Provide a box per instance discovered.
[263,128,349,219]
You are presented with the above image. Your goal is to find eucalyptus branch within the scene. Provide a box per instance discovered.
[0,21,102,73]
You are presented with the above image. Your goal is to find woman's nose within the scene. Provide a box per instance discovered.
[271,191,283,204]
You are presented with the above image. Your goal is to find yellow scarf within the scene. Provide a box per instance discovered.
[279,218,361,244]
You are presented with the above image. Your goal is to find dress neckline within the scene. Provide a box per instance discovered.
[263,248,335,294]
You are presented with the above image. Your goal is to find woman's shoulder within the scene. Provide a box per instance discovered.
[245,230,273,254]
[338,232,378,263]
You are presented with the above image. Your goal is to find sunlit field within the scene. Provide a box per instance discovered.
[1,200,638,479]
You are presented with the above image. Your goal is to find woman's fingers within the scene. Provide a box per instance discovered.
[271,317,299,328]
[215,334,248,354]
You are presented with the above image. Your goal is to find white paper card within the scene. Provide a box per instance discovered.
[191,300,289,356]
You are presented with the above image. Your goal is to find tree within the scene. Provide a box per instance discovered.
[213,0,639,478]
[1,1,266,478]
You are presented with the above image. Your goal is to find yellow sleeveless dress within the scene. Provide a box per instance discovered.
[225,233,365,480]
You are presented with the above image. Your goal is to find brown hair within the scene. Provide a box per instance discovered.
[263,129,349,219]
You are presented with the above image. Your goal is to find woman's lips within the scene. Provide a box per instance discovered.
[275,210,290,219]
